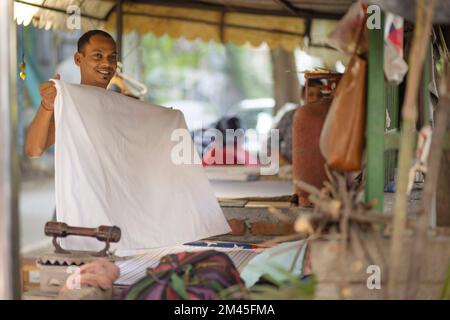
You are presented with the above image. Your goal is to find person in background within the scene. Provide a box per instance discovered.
[202,116,259,166]
[275,79,323,164]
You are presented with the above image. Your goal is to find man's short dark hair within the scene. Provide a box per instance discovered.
[77,30,115,53]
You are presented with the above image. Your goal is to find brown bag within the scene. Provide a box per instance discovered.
[319,29,367,172]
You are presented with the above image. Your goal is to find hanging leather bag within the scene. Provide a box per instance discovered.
[320,22,368,172]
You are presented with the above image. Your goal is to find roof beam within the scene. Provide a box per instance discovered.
[271,0,302,18]
[15,0,345,24]
[127,0,343,20]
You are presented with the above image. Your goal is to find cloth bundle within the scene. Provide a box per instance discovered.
[122,250,245,300]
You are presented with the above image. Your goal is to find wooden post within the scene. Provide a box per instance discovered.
[116,0,123,62]
[436,27,450,227]
[0,0,21,299]
[270,48,301,113]
[406,66,450,299]
[366,13,385,211]
[422,44,432,126]
[388,0,436,299]
[437,152,450,226]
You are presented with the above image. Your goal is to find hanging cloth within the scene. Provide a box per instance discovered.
[52,80,231,251]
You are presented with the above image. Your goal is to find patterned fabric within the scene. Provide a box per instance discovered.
[122,250,245,300]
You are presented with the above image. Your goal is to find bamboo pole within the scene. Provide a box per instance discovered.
[406,65,450,299]
[0,0,21,299]
[387,0,436,299]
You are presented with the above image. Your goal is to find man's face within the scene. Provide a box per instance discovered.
[74,35,117,88]
[306,85,322,104]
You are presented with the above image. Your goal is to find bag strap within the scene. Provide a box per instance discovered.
[353,14,368,56]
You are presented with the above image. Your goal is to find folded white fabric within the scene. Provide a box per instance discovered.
[52,80,230,251]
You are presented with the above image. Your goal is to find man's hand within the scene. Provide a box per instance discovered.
[39,74,60,111]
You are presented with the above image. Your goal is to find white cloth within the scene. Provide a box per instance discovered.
[53,80,231,251]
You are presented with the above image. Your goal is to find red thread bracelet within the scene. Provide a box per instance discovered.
[41,103,53,112]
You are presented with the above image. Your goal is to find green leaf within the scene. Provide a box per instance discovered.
[183,264,193,283]
[440,264,450,300]
[124,276,157,300]
[170,273,188,299]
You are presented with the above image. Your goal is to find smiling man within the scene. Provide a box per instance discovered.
[23,29,231,251]
[25,30,118,157]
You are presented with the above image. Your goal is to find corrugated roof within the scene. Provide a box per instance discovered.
[122,0,354,18]
[14,0,355,51]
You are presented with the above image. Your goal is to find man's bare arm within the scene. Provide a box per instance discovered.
[24,75,59,158]
[24,108,55,157]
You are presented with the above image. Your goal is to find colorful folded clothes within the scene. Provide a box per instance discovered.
[121,250,246,300]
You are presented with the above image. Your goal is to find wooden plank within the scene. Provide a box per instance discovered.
[245,201,293,208]
[437,150,450,227]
